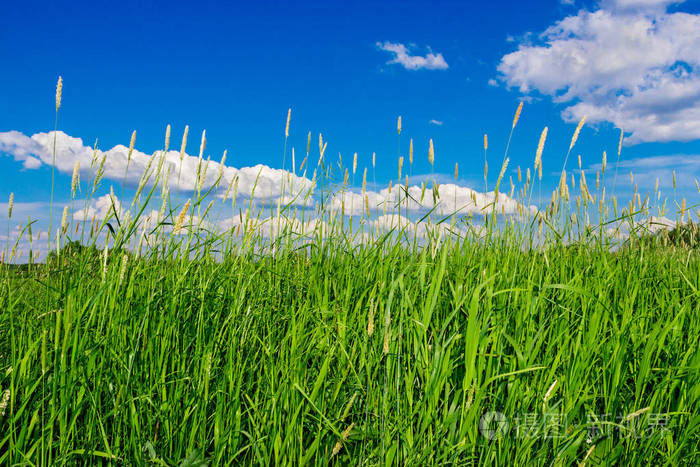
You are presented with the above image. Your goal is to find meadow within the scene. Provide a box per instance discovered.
[1,91,699,465]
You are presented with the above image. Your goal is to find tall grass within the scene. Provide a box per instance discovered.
[0,89,699,465]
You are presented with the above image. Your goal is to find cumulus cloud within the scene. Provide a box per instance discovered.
[0,130,315,201]
[377,42,449,70]
[329,183,537,217]
[73,194,123,221]
[606,214,686,241]
[496,0,700,144]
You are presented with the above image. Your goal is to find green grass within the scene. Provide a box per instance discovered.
[1,98,699,465]
[1,233,699,465]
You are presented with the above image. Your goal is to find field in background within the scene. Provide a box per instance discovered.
[1,91,699,465]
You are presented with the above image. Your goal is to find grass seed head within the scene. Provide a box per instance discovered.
[61,206,68,233]
[164,124,171,152]
[569,115,586,151]
[285,108,291,138]
[128,130,136,162]
[681,197,686,221]
[199,130,207,160]
[535,127,547,170]
[618,128,624,156]
[331,422,354,458]
[71,161,80,197]
[55,76,63,112]
[8,193,13,219]
[0,389,10,416]
[180,125,189,161]
[484,133,488,151]
[118,253,128,286]
[397,115,402,135]
[602,151,607,174]
[512,101,523,129]
[174,199,191,234]
[494,157,509,200]
[217,150,227,182]
[543,379,558,410]
[428,139,434,165]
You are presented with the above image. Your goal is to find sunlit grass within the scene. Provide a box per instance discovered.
[0,92,699,465]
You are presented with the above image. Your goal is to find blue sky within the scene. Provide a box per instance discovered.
[2,0,700,257]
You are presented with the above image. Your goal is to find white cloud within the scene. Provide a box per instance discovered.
[329,183,537,217]
[73,194,123,221]
[606,214,685,240]
[600,0,684,12]
[429,119,443,126]
[23,156,42,169]
[376,42,449,71]
[0,130,315,201]
[496,1,700,144]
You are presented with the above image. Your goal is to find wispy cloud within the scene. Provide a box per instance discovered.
[376,42,448,71]
[496,0,700,144]
[429,119,443,126]
[587,153,700,190]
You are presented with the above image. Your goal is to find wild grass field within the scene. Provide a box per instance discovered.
[1,89,699,465]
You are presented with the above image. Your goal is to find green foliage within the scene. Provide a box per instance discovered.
[1,238,699,465]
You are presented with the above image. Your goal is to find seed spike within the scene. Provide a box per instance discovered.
[618,128,624,156]
[569,115,586,151]
[55,76,63,112]
[164,124,171,152]
[180,125,189,161]
[512,101,523,129]
[285,108,291,138]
